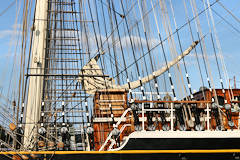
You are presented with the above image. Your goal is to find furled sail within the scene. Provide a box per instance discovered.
[78,41,199,94]
[78,54,120,94]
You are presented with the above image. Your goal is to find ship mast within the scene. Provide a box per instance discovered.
[24,0,48,147]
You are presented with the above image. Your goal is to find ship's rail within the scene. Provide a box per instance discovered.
[134,100,212,131]
[107,124,131,150]
[99,108,132,151]
[99,99,240,151]
[134,100,212,103]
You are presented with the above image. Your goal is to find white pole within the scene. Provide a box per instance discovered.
[170,103,174,131]
[24,0,48,147]
[150,92,153,108]
[142,103,145,131]
[207,103,210,130]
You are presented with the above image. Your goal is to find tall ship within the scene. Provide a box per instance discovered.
[0,0,240,159]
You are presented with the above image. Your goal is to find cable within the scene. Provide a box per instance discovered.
[217,1,240,25]
[0,0,16,17]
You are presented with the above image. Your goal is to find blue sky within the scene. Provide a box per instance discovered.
[0,0,239,98]
[0,1,21,92]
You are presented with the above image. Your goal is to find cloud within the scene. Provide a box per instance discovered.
[50,29,160,58]
[0,23,21,39]
[0,30,16,39]
[186,48,233,59]
[115,35,159,50]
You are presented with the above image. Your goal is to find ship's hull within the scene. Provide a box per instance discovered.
[1,135,240,160]
[1,151,240,160]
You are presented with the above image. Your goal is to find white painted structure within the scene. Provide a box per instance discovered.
[24,0,48,147]
[110,130,240,151]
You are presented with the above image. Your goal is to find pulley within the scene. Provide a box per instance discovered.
[228,121,234,127]
[162,124,169,131]
[216,125,223,131]
[175,104,185,130]
[147,124,156,131]
[38,127,46,135]
[86,127,94,134]
[212,103,222,129]
[179,124,186,131]
[212,103,218,109]
[224,104,231,110]
[131,103,140,126]
[195,124,203,131]
[134,125,142,131]
[60,127,68,134]
[130,103,139,110]
[112,128,120,137]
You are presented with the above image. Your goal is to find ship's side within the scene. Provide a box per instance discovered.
[2,89,240,159]
[1,0,240,160]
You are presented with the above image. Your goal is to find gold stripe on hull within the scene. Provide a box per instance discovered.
[1,149,240,155]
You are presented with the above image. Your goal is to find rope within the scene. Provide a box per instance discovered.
[0,0,16,17]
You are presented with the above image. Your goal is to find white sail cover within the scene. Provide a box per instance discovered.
[78,41,198,94]
[78,54,120,94]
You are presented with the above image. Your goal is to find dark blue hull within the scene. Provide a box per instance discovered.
[1,137,240,160]
[1,152,240,160]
